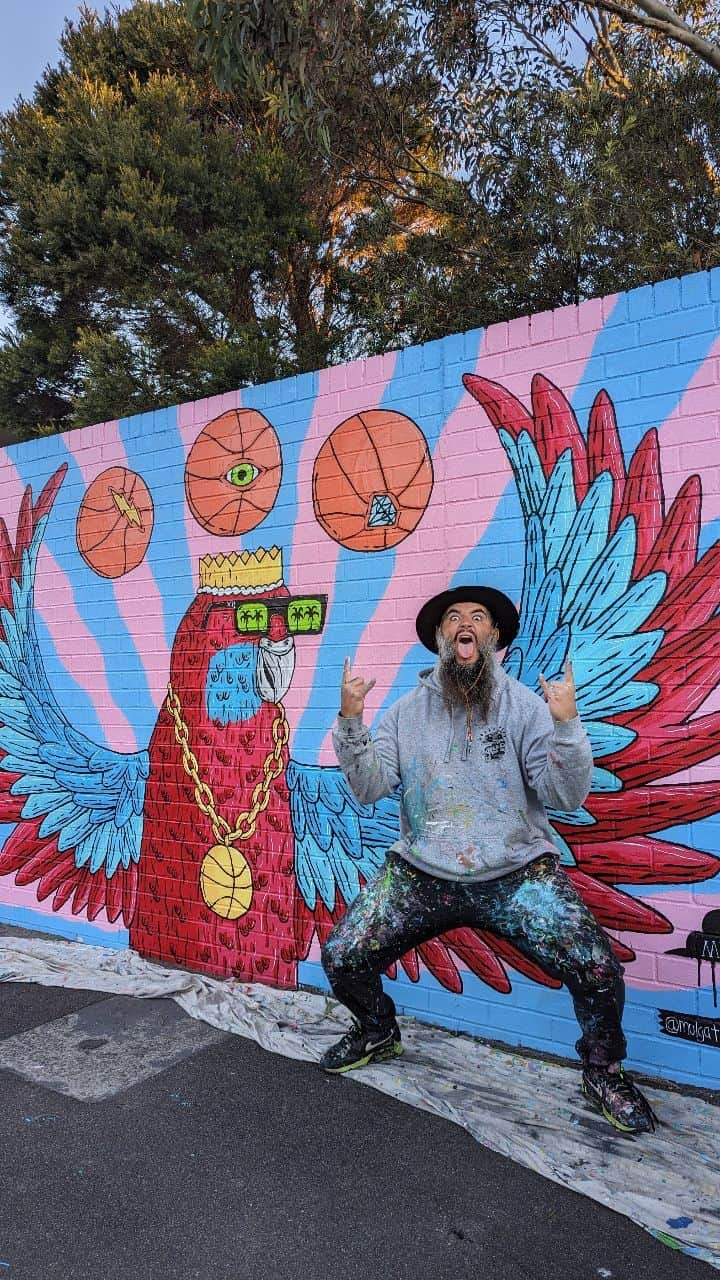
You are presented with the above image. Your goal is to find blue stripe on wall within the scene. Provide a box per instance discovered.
[9,435,155,748]
[571,278,720,461]
[243,370,320,556]
[291,333,484,761]
[0,902,129,949]
[118,404,195,651]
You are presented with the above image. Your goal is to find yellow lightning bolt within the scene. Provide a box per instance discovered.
[110,488,142,528]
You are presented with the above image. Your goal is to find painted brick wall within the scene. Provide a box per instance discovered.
[1,268,719,1087]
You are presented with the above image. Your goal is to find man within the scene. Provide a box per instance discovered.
[320,585,657,1135]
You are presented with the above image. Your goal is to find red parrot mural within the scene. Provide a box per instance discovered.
[132,559,313,983]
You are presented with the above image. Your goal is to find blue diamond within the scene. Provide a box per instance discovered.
[368,493,397,528]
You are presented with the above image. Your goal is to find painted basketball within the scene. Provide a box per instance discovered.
[185,409,282,536]
[199,844,253,920]
[76,467,154,579]
[312,410,433,551]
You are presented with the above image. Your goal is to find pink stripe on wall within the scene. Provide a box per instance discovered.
[37,545,139,750]
[63,425,170,711]
[0,874,122,933]
[616,887,720,992]
[658,334,720,522]
[177,389,242,585]
[319,298,616,761]
[283,354,398,732]
[0,450,138,752]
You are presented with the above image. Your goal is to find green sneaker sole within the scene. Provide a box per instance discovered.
[324,1041,404,1074]
[582,1080,639,1134]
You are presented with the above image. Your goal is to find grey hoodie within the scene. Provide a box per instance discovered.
[333,661,593,883]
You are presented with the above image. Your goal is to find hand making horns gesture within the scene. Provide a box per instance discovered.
[340,657,376,719]
[538,660,578,723]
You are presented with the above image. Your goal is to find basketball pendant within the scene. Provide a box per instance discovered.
[199,844,253,920]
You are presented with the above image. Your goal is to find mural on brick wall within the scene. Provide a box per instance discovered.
[0,276,719,1084]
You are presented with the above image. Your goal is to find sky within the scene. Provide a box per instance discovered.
[0,2,134,330]
[0,1,133,114]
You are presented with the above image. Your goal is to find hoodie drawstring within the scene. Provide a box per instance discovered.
[443,703,455,762]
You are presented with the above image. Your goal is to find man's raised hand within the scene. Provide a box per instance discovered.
[538,660,578,723]
[340,657,376,719]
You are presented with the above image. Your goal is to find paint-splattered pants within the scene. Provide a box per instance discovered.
[321,852,627,1066]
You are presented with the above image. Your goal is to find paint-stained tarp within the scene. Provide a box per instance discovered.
[1,935,717,1269]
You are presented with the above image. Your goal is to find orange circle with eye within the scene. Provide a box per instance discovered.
[312,410,433,551]
[76,467,154,578]
[185,409,282,535]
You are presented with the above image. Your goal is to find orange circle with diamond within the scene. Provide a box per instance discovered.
[76,467,154,578]
[312,410,433,551]
[185,409,282,536]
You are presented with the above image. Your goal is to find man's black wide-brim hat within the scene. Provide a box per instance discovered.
[415,586,520,653]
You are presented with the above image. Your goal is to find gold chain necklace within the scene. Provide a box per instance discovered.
[165,682,289,920]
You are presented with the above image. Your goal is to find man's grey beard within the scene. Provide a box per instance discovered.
[437,633,496,720]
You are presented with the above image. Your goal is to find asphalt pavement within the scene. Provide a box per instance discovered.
[0,966,716,1280]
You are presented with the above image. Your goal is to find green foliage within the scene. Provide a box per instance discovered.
[0,0,719,439]
[0,1,366,436]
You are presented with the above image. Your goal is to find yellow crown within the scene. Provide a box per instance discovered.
[198,547,284,595]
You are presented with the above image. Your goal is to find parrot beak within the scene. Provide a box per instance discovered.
[256,635,295,703]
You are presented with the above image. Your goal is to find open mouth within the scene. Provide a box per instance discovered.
[455,633,477,661]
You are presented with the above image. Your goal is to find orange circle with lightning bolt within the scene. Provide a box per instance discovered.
[184,409,282,536]
[76,467,154,578]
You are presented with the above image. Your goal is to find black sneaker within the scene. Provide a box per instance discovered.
[320,1020,403,1073]
[582,1065,658,1134]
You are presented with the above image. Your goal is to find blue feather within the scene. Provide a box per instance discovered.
[583,719,636,759]
[56,810,96,853]
[520,516,547,620]
[0,670,22,697]
[38,742,83,769]
[0,696,32,732]
[0,526,148,893]
[588,572,666,638]
[547,805,595,827]
[564,519,635,627]
[92,828,117,874]
[0,638,18,679]
[539,452,577,570]
[328,803,363,861]
[55,768,105,792]
[590,766,623,793]
[289,761,399,913]
[77,827,103,872]
[10,770,56,794]
[556,474,612,611]
[20,789,66,820]
[39,800,76,838]
[305,839,337,911]
[327,839,360,905]
[295,843,318,911]
[520,626,570,694]
[0,726,42,758]
[0,752,41,775]
[515,430,548,515]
